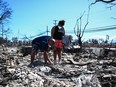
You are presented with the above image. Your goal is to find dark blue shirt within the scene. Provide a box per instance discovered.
[32,36,51,51]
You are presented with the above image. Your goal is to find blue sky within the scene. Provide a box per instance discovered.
[4,0,116,41]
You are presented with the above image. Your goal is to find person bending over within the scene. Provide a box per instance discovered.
[30,36,55,66]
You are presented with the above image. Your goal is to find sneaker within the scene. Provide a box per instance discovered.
[58,61,62,64]
[58,59,63,64]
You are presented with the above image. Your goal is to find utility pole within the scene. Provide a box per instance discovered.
[53,20,58,26]
[46,26,49,36]
[17,29,20,40]
[2,22,4,38]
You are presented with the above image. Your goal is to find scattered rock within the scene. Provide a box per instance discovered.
[0,46,116,87]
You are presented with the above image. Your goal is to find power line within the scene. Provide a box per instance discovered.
[87,25,116,29]
[67,25,116,34]
[85,25,116,33]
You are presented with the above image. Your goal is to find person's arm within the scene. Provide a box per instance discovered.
[51,26,55,38]
[63,27,65,36]
[64,28,65,36]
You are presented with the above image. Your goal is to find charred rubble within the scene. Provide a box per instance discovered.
[0,43,116,87]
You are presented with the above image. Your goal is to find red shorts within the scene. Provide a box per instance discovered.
[55,40,63,48]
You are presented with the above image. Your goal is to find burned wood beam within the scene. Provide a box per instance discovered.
[101,0,115,3]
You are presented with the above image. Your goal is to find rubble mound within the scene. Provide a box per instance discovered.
[0,45,116,87]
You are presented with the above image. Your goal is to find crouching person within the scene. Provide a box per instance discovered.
[29,36,55,67]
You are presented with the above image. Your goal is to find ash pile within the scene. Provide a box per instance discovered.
[0,45,116,87]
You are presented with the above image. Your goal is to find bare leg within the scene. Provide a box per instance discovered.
[31,51,36,63]
[43,51,47,63]
[53,49,58,64]
[57,48,62,63]
[53,50,57,61]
